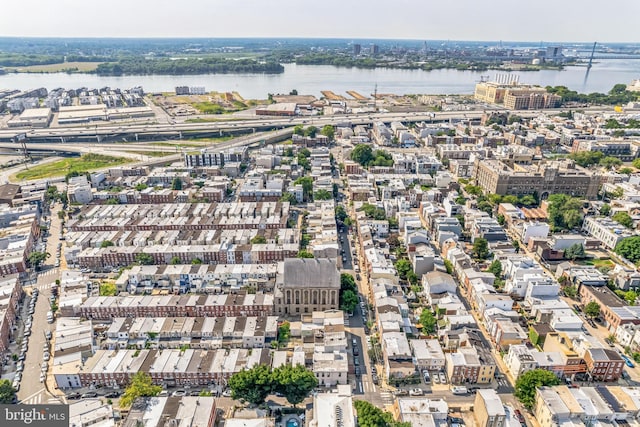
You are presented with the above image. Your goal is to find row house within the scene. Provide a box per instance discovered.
[75,293,274,320]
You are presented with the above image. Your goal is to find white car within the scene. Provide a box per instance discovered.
[409,388,424,396]
[439,372,447,384]
[43,353,50,361]
[39,373,46,383]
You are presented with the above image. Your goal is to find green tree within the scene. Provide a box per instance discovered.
[27,251,50,270]
[272,364,318,406]
[568,150,604,167]
[350,144,374,167]
[464,184,483,196]
[444,259,454,275]
[395,259,413,280]
[120,372,162,408]
[563,285,578,299]
[171,177,183,190]
[335,205,348,222]
[496,213,506,225]
[340,289,358,313]
[228,364,274,406]
[353,400,411,427]
[518,194,537,207]
[320,125,335,141]
[514,369,561,410]
[584,301,601,319]
[419,309,437,335]
[297,250,314,258]
[488,260,502,278]
[615,236,640,262]
[304,126,318,138]
[563,209,583,230]
[564,243,586,260]
[99,282,118,296]
[135,183,148,191]
[250,235,267,244]
[600,156,622,169]
[134,253,154,265]
[100,240,114,248]
[600,204,611,216]
[313,189,333,200]
[613,211,634,229]
[278,321,291,347]
[340,273,357,292]
[633,158,640,169]
[191,258,203,265]
[0,379,16,404]
[170,256,181,265]
[624,290,638,306]
[280,192,298,205]
[293,124,304,136]
[472,238,490,260]
[294,176,313,202]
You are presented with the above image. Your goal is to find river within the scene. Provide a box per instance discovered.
[0,60,638,99]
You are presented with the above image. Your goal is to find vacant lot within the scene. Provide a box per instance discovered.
[7,61,102,73]
[15,154,129,180]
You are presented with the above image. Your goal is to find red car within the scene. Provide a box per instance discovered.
[514,409,526,424]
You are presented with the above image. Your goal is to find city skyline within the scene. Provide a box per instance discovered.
[1,0,639,43]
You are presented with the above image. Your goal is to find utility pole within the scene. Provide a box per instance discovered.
[373,84,378,113]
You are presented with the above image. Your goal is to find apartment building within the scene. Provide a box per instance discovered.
[583,348,624,382]
[309,385,355,427]
[184,146,248,167]
[504,344,539,378]
[582,216,634,250]
[445,346,496,384]
[473,159,601,199]
[410,339,445,371]
[56,348,272,389]
[474,389,506,427]
[76,293,274,320]
[122,397,216,427]
[0,275,21,352]
[579,285,640,332]
[390,398,448,427]
[104,316,278,350]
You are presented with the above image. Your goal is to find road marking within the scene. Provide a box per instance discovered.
[20,388,46,404]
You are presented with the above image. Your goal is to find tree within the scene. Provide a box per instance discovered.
[340,273,357,293]
[488,260,502,278]
[0,379,16,404]
[350,144,374,166]
[613,211,634,229]
[100,240,114,248]
[564,243,586,260]
[297,250,314,258]
[272,365,318,406]
[278,321,291,347]
[250,235,267,244]
[191,258,203,265]
[171,177,183,190]
[472,238,490,260]
[419,310,437,335]
[563,209,583,230]
[99,282,118,296]
[120,372,162,408]
[518,194,537,207]
[600,156,622,169]
[563,285,578,299]
[170,256,181,265]
[135,183,148,191]
[353,400,411,427]
[335,205,348,222]
[294,176,313,202]
[514,369,561,410]
[568,151,604,167]
[340,289,358,313]
[584,301,601,319]
[304,126,318,138]
[27,251,50,270]
[228,364,273,406]
[293,124,304,135]
[464,184,483,196]
[443,259,454,275]
[600,204,611,216]
[624,290,638,306]
[496,213,506,225]
[320,125,335,141]
[313,189,333,200]
[615,236,640,262]
[134,253,154,265]
[280,192,298,205]
[395,259,413,280]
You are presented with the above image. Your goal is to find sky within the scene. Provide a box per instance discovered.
[1,0,639,43]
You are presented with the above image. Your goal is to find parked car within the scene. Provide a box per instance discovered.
[172,390,186,397]
[372,374,379,384]
[433,374,440,384]
[409,388,424,396]
[439,372,447,383]
[67,393,81,400]
[514,409,526,424]
[104,391,121,398]
[81,392,98,398]
[355,367,361,376]
[222,389,232,397]
[39,373,46,383]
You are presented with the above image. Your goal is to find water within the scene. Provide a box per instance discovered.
[0,60,638,99]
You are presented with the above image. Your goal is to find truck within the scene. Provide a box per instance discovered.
[451,386,468,395]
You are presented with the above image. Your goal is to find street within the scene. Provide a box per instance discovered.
[16,204,64,405]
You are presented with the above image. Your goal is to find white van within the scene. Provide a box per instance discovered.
[451,386,468,395]
[46,311,54,323]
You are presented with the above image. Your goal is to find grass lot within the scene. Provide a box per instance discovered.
[124,150,173,158]
[149,142,207,148]
[579,258,615,269]
[191,136,235,143]
[7,62,102,73]
[15,154,129,180]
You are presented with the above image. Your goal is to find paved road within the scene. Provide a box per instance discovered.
[16,205,63,404]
